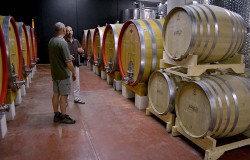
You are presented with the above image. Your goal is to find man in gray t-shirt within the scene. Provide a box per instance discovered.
[48,22,76,124]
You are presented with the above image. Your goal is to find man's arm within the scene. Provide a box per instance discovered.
[66,61,76,81]
[76,39,84,55]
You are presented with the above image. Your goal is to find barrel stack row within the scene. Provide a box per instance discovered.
[80,3,250,160]
[81,18,165,109]
[147,4,250,160]
[0,15,38,139]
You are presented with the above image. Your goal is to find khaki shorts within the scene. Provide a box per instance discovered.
[53,78,71,96]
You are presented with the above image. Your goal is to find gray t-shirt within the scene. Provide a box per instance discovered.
[48,36,71,80]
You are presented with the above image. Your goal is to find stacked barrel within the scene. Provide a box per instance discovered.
[0,15,38,139]
[144,4,250,158]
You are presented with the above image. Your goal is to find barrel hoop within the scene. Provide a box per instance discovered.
[152,19,163,31]
[194,81,217,132]
[182,6,197,60]
[133,20,146,84]
[142,20,157,75]
[188,5,203,55]
[161,70,175,112]
[208,77,231,137]
[214,76,239,135]
[112,24,119,71]
[203,78,223,136]
[237,13,247,53]
[227,12,241,59]
[201,5,219,62]
[194,4,210,59]
[220,9,236,60]
[234,13,246,55]
[235,76,250,93]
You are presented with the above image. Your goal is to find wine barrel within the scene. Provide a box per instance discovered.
[86,29,94,62]
[162,4,246,63]
[118,19,164,86]
[17,22,31,71]
[81,30,88,51]
[176,74,250,138]
[102,23,123,73]
[26,25,34,65]
[0,16,23,89]
[0,25,8,104]
[93,26,105,65]
[148,70,181,115]
[30,27,38,63]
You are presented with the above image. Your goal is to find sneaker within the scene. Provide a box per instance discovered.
[59,114,76,124]
[74,98,85,104]
[53,112,61,122]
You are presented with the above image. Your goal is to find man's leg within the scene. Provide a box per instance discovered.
[73,66,80,100]
[52,93,59,112]
[52,80,61,122]
[60,95,67,115]
[58,78,76,124]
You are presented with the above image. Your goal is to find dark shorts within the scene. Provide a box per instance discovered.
[53,78,71,96]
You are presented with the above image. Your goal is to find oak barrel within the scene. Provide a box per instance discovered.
[86,29,94,63]
[118,19,164,86]
[0,25,8,104]
[30,28,38,62]
[163,4,246,63]
[0,16,23,87]
[17,22,31,71]
[93,26,105,65]
[81,30,88,52]
[148,70,180,115]
[176,74,250,138]
[102,23,123,73]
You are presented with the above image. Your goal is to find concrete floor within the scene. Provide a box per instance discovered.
[0,64,249,160]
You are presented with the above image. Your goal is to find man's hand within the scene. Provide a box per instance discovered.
[71,55,75,61]
[72,73,76,81]
[78,48,84,54]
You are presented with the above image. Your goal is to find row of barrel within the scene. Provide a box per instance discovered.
[80,4,250,139]
[0,15,38,108]
[81,18,164,86]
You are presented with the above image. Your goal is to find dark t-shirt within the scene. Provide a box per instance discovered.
[48,36,71,80]
[65,38,81,67]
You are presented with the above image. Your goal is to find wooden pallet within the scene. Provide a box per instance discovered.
[160,52,245,77]
[122,82,147,96]
[172,118,250,160]
[146,106,175,133]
